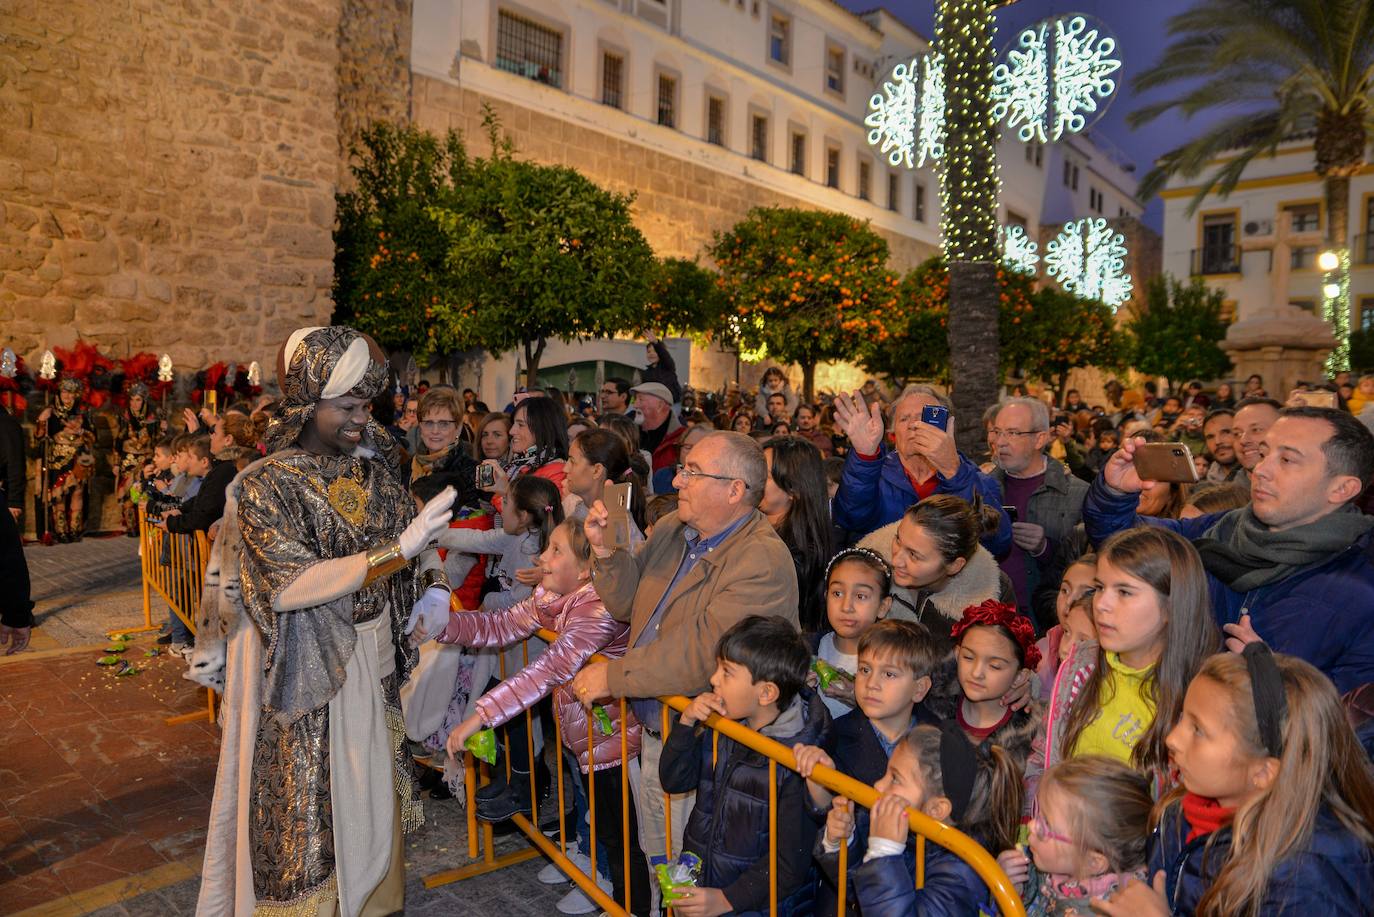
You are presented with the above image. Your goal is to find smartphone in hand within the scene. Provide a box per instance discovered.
[921,404,949,431]
[1132,442,1200,483]
[603,481,633,550]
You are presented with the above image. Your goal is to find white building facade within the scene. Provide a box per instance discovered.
[1160,139,1374,393]
[409,0,1145,404]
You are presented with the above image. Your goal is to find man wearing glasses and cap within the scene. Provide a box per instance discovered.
[631,380,686,493]
[571,431,798,909]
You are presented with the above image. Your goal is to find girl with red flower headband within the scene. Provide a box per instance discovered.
[951,599,1045,769]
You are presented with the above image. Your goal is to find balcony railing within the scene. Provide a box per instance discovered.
[1191,245,1241,276]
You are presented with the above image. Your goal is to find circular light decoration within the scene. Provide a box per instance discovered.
[991,15,1120,143]
[864,53,946,168]
[1045,218,1132,309]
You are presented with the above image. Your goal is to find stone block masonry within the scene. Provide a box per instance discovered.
[0,0,344,373]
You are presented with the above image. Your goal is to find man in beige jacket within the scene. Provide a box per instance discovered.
[572,431,799,903]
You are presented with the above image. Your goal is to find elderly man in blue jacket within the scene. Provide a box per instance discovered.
[831,385,1011,554]
[1083,405,1374,694]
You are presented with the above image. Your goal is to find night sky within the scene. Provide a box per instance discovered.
[836,0,1199,228]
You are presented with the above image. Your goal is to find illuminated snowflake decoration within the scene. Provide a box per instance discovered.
[865,54,945,168]
[991,25,1049,143]
[1052,16,1120,140]
[1045,218,1132,309]
[988,15,1120,143]
[1000,224,1040,275]
[916,53,945,166]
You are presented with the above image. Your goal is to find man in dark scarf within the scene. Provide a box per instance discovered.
[1082,406,1374,694]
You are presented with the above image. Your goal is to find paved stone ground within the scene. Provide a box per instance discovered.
[23,536,150,648]
[4,538,596,916]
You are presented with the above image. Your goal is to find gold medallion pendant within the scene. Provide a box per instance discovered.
[327,476,368,528]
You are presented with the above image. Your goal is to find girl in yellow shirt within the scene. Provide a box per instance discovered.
[1025,527,1221,808]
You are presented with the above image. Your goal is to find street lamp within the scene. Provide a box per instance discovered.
[1324,281,1343,300]
[1319,250,1341,272]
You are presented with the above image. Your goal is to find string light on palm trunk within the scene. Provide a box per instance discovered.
[1323,249,1351,374]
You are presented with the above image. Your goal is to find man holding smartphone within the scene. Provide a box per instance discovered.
[831,384,1011,556]
[988,398,1088,627]
[1083,406,1374,695]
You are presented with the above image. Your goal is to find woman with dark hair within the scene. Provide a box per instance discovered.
[479,395,568,513]
[760,436,834,632]
[564,428,647,540]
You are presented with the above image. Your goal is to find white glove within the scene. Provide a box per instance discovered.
[399,486,456,560]
[405,586,452,639]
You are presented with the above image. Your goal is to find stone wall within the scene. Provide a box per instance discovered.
[409,75,937,273]
[0,0,342,377]
[336,0,413,187]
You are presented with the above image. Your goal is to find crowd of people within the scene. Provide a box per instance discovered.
[11,326,1374,916]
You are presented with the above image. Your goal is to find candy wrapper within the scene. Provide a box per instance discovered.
[592,705,614,736]
[465,727,497,765]
[811,658,853,690]
[652,851,702,903]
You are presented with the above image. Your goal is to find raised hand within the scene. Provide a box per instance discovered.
[833,391,885,456]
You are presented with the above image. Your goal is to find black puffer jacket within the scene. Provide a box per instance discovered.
[660,687,832,915]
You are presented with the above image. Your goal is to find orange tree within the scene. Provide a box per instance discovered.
[333,122,469,359]
[862,258,1122,400]
[707,207,900,400]
[428,129,656,385]
[644,257,730,341]
[1007,286,1127,406]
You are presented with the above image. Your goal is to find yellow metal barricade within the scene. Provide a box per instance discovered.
[424,628,1026,917]
[131,504,217,726]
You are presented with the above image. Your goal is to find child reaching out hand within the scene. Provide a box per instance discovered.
[425,519,650,914]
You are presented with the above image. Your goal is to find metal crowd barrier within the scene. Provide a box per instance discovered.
[423,627,1026,917]
[127,504,217,726]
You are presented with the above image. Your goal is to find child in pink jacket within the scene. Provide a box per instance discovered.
[429,518,649,914]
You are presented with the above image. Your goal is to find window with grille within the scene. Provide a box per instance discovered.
[825,45,845,94]
[1362,298,1374,332]
[887,173,900,211]
[1071,165,1079,191]
[769,13,790,65]
[657,73,677,128]
[751,114,768,162]
[707,96,725,146]
[915,182,926,222]
[1285,203,1320,233]
[495,11,563,88]
[825,147,840,188]
[858,159,871,201]
[602,53,624,108]
[790,132,806,175]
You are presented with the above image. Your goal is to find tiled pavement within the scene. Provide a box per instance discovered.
[2,540,585,915]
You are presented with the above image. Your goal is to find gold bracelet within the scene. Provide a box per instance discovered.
[363,540,408,587]
[419,567,451,593]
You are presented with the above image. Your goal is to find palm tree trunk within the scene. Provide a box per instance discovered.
[938,0,1002,458]
[1325,174,1350,252]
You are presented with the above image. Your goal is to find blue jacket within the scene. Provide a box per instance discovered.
[1149,799,1374,915]
[833,447,1012,555]
[659,688,832,916]
[1082,476,1374,693]
[816,825,996,917]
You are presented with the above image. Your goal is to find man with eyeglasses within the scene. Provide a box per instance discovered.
[989,397,1088,627]
[831,384,1011,555]
[600,377,631,416]
[570,431,799,896]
